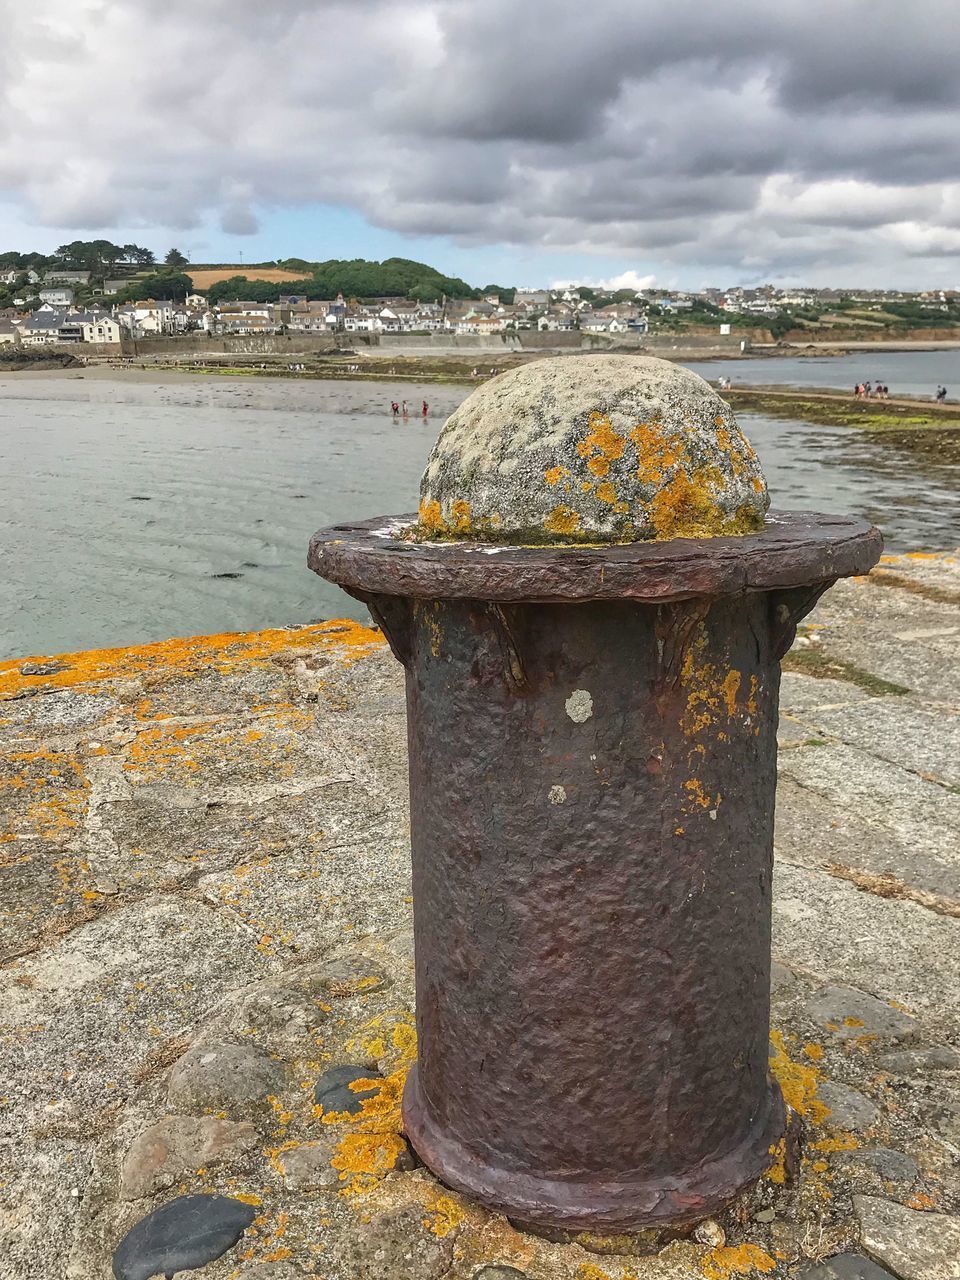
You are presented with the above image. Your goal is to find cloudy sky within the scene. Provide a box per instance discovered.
[2,0,959,289]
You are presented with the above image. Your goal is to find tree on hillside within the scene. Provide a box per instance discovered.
[52,239,127,275]
[164,248,188,267]
[123,244,155,266]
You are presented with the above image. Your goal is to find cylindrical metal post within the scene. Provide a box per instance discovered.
[308,512,880,1230]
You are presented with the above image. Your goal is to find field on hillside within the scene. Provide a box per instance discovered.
[186,267,313,290]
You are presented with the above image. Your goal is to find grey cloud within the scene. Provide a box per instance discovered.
[1,0,959,284]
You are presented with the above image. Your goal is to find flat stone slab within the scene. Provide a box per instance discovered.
[2,564,959,1279]
[855,1195,960,1280]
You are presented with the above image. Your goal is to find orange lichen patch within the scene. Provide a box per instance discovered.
[701,1244,777,1280]
[802,1042,824,1061]
[450,500,472,533]
[330,1132,408,1193]
[587,455,610,478]
[769,1029,829,1124]
[721,670,742,717]
[418,498,447,533]
[544,466,569,486]
[595,482,618,505]
[629,421,683,486]
[422,1193,466,1238]
[766,1137,787,1186]
[809,1133,858,1154]
[905,1191,937,1210]
[577,412,626,467]
[0,621,382,701]
[124,722,212,776]
[544,505,582,536]
[1,749,89,841]
[650,471,731,540]
[684,779,712,809]
[326,1015,418,1197]
[842,1016,865,1028]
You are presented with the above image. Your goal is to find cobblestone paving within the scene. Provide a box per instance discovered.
[1,554,957,1279]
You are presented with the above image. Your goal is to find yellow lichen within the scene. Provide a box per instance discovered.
[543,505,582,536]
[577,412,627,467]
[595,482,618,505]
[417,498,447,533]
[422,1193,465,1237]
[721,670,742,717]
[326,1015,418,1198]
[330,1132,408,1192]
[649,471,725,539]
[769,1029,829,1124]
[765,1137,787,1186]
[544,466,568,486]
[684,778,712,809]
[701,1244,777,1279]
[0,621,382,700]
[629,421,683,487]
[450,499,472,533]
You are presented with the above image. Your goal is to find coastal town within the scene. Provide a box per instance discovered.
[1,247,959,350]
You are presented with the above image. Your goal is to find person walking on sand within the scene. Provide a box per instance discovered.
[391,401,399,417]
[422,400,429,416]
[402,400,408,416]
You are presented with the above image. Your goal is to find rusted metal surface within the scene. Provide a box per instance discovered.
[307,514,881,1230]
[308,510,882,603]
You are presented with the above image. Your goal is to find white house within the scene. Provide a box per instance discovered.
[17,310,121,345]
[214,302,280,334]
[60,312,122,345]
[457,314,505,336]
[46,269,91,286]
[39,286,75,307]
[116,299,176,337]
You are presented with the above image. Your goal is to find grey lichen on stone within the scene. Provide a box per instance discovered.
[416,355,768,544]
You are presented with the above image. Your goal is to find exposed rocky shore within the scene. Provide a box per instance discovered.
[1,555,958,1279]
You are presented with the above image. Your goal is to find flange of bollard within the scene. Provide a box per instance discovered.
[308,355,882,1231]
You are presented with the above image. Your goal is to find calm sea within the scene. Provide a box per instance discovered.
[2,361,958,658]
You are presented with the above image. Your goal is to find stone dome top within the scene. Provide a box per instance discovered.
[417,355,769,544]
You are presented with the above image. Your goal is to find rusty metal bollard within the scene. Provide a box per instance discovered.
[308,356,881,1231]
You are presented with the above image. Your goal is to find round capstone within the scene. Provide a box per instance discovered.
[417,355,769,543]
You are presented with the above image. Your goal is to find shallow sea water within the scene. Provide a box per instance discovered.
[1,368,958,657]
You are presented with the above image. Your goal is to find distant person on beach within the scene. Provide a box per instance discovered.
[402,400,408,416]
[391,401,399,417]
[421,400,429,416]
